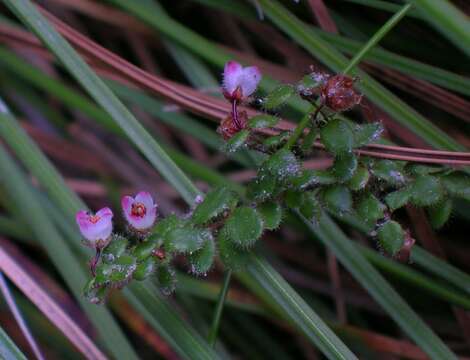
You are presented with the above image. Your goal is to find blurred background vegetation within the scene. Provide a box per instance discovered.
[0,0,469,359]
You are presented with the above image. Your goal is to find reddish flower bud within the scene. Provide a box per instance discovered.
[217,111,248,140]
[321,74,362,112]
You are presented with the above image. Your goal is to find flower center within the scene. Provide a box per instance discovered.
[131,202,147,218]
[89,215,101,224]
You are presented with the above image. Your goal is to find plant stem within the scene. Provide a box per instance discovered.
[284,104,316,149]
[285,3,411,150]
[208,269,232,347]
[342,3,412,75]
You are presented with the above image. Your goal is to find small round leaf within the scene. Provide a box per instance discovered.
[133,258,155,281]
[189,237,215,275]
[427,199,452,229]
[224,207,263,248]
[192,187,238,225]
[332,152,358,182]
[320,119,354,154]
[263,84,295,110]
[323,185,352,214]
[410,176,444,207]
[378,221,405,256]
[257,202,283,230]
[223,129,250,153]
[247,114,280,129]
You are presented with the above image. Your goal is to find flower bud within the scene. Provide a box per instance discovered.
[321,74,362,112]
[122,191,157,231]
[222,61,261,101]
[76,207,113,248]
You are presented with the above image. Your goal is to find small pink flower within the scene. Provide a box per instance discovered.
[222,61,261,101]
[122,191,157,231]
[76,207,113,248]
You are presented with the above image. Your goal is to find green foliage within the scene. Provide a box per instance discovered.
[257,202,283,230]
[223,129,250,153]
[320,119,354,154]
[223,207,264,249]
[192,186,238,225]
[332,152,358,182]
[377,221,405,256]
[247,114,280,129]
[263,84,295,110]
[189,237,216,275]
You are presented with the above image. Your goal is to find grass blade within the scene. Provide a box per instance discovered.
[257,0,465,151]
[243,254,358,360]
[298,211,457,360]
[409,0,470,58]
[0,326,27,360]
[4,0,199,204]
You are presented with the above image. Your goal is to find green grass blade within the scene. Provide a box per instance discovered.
[343,3,412,74]
[299,211,457,360]
[409,0,470,58]
[125,283,220,360]
[0,143,139,360]
[257,0,465,151]
[1,1,361,356]
[0,326,27,360]
[412,247,470,296]
[244,254,358,360]
[4,0,200,205]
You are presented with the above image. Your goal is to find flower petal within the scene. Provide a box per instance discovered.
[135,191,155,210]
[239,66,261,97]
[222,61,243,95]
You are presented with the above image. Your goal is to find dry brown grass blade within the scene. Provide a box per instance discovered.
[1,11,470,165]
[0,238,107,360]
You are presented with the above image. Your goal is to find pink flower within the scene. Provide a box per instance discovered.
[222,61,261,101]
[122,191,157,231]
[76,208,113,248]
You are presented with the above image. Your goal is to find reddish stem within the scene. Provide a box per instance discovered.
[232,100,241,129]
[90,247,102,277]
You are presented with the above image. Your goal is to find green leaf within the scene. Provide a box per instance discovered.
[257,202,283,230]
[247,114,280,129]
[132,237,159,262]
[353,122,383,147]
[153,214,183,237]
[263,132,290,149]
[192,186,238,225]
[370,160,406,185]
[410,176,444,207]
[189,237,215,275]
[223,129,250,153]
[332,152,358,182]
[300,193,322,223]
[377,221,405,256]
[246,172,278,202]
[102,235,129,263]
[347,166,370,191]
[385,187,412,211]
[323,186,353,214]
[156,265,177,296]
[320,119,354,154]
[261,149,301,183]
[356,194,386,230]
[218,228,251,271]
[263,84,295,110]
[224,207,264,249]
[165,226,210,254]
[292,169,336,190]
[441,172,470,201]
[427,199,453,229]
[133,258,156,281]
